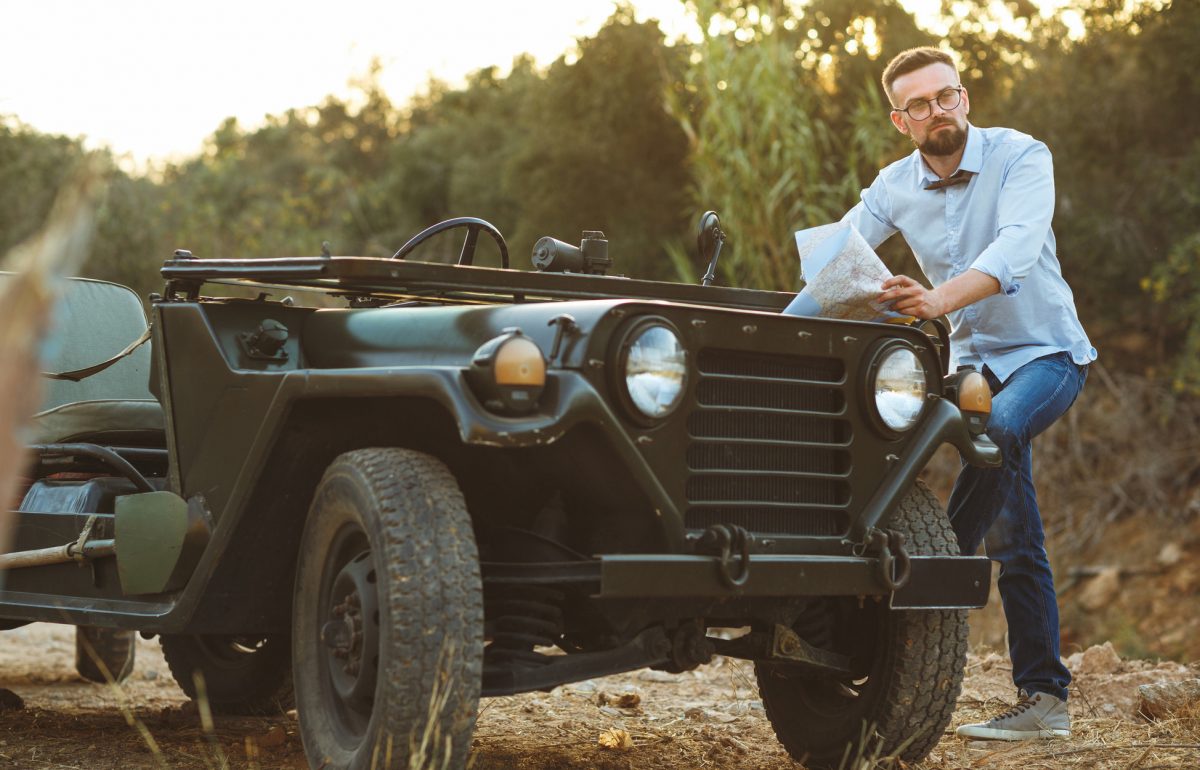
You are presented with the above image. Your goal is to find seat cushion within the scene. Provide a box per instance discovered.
[27,399,165,445]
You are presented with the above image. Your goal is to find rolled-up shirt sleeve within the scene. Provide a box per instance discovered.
[968,141,1055,296]
[841,174,897,249]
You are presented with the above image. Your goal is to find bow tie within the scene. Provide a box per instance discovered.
[925,171,973,190]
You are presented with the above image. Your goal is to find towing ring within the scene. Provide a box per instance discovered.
[871,529,911,591]
[698,524,752,589]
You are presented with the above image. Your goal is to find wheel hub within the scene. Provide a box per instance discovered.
[321,551,380,703]
[322,592,363,668]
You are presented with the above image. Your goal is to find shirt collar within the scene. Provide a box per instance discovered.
[917,122,980,185]
[959,123,982,173]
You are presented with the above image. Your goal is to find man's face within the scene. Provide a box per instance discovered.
[889,62,970,157]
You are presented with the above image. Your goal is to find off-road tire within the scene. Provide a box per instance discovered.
[160,634,293,715]
[756,480,969,769]
[292,448,483,770]
[75,626,136,683]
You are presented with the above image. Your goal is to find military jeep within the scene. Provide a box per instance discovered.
[3,217,999,769]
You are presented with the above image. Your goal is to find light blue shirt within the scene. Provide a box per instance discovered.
[843,123,1096,382]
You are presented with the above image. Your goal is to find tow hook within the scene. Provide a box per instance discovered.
[864,528,911,591]
[696,524,752,588]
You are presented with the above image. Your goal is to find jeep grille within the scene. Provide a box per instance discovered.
[684,349,850,536]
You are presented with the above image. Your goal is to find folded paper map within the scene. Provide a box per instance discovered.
[782,221,898,322]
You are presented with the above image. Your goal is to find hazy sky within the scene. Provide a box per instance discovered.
[2,0,701,164]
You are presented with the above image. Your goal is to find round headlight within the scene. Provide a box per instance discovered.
[872,346,927,432]
[622,323,687,420]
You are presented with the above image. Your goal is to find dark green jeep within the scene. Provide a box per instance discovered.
[3,218,999,769]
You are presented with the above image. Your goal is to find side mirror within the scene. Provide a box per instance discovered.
[697,211,726,287]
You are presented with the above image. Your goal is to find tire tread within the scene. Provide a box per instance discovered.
[75,626,136,684]
[160,634,293,716]
[757,481,969,767]
[294,447,483,769]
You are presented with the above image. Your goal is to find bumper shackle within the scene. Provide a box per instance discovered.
[867,528,911,591]
[695,524,752,588]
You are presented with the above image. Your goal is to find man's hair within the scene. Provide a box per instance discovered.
[881,47,958,106]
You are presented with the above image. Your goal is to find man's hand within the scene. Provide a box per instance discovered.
[879,269,1002,319]
[879,275,944,319]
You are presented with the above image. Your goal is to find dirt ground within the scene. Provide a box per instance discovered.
[1,624,1197,770]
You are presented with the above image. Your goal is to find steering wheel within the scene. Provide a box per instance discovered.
[390,217,509,268]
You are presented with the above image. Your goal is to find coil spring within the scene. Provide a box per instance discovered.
[485,586,564,667]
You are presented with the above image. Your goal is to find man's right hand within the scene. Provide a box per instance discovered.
[880,269,1001,319]
[879,275,946,320]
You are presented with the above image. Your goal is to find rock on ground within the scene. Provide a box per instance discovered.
[1138,678,1200,720]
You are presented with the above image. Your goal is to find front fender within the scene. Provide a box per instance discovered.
[850,398,1000,542]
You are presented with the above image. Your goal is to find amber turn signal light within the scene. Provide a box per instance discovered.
[943,367,991,436]
[493,335,546,386]
[957,370,992,414]
[467,329,546,414]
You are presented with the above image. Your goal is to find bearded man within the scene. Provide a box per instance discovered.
[842,46,1096,740]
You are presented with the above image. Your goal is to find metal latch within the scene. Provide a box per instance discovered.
[238,319,289,361]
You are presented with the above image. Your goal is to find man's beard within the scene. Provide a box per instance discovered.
[915,120,967,156]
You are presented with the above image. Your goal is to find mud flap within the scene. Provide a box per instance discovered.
[115,492,210,595]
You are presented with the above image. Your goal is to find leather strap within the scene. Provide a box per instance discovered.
[42,326,152,382]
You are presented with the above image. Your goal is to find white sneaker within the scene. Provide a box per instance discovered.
[956,690,1070,740]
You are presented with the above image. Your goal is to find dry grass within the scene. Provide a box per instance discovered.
[3,625,1200,769]
[0,157,107,554]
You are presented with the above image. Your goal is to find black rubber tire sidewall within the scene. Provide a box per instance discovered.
[292,448,483,770]
[160,633,293,715]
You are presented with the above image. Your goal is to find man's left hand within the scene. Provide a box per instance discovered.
[879,275,944,320]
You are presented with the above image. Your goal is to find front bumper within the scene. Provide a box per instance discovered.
[602,553,991,609]
[483,552,991,610]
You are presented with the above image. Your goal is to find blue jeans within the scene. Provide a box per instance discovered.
[947,351,1088,702]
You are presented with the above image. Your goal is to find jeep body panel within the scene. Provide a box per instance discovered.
[2,255,998,636]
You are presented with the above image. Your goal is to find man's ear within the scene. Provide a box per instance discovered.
[961,86,970,116]
[889,110,908,135]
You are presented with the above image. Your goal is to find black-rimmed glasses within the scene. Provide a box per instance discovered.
[892,86,964,121]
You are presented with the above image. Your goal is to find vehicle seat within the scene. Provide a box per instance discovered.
[12,274,164,446]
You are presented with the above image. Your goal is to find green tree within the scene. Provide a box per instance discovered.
[371,10,692,278]
[365,62,536,266]
[0,118,89,253]
[994,0,1200,383]
[505,10,692,280]
[0,118,163,296]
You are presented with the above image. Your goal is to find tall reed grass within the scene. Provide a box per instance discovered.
[0,158,107,558]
